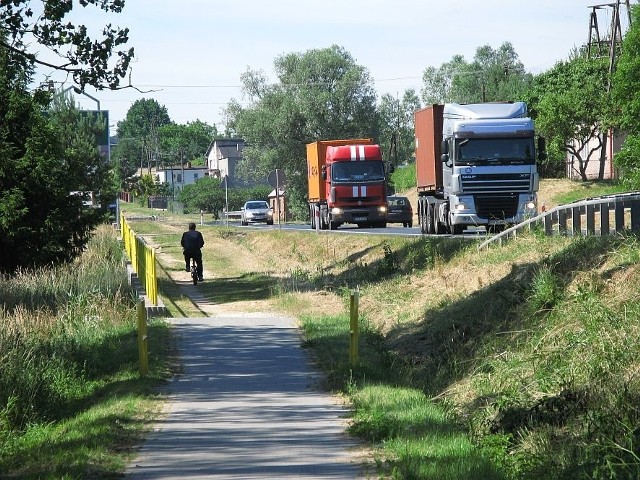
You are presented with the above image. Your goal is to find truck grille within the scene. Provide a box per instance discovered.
[337,195,383,203]
[475,194,519,220]
[461,173,531,194]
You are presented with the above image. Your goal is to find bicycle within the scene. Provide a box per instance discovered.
[190,258,198,285]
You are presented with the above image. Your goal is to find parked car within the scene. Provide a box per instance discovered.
[386,195,413,227]
[241,200,274,226]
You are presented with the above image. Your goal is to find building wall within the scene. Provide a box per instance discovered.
[566,130,621,180]
[268,190,288,221]
[206,139,244,183]
[157,168,208,191]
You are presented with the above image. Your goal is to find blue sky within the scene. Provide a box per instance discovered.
[31,0,632,132]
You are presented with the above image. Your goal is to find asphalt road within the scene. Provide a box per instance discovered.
[125,313,366,479]
[210,218,489,238]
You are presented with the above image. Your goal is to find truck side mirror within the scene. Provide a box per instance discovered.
[321,165,327,180]
[440,139,451,164]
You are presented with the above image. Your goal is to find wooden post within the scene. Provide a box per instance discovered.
[137,298,149,376]
[349,290,359,367]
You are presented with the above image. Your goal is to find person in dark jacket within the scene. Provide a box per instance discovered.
[181,222,205,281]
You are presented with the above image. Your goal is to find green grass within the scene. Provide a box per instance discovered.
[351,385,503,479]
[0,225,173,478]
[295,230,640,479]
[112,182,640,479]
[554,180,627,205]
[299,309,505,479]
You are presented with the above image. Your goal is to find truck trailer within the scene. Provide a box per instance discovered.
[307,139,388,230]
[415,102,542,235]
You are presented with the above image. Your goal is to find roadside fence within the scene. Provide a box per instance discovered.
[478,191,640,250]
[120,212,159,306]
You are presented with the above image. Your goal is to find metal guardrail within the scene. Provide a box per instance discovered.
[120,213,159,305]
[224,210,242,219]
[478,191,640,250]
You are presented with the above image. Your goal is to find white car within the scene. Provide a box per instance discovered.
[241,200,274,226]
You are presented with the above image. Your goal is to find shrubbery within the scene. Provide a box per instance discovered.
[0,226,135,433]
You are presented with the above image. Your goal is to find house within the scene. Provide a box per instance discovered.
[206,138,245,185]
[268,188,288,222]
[156,164,209,193]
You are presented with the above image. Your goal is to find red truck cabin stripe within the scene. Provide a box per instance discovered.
[327,144,382,162]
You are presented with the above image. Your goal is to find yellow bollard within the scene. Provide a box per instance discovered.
[349,289,359,367]
[137,299,149,376]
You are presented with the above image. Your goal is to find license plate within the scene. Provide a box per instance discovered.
[354,217,366,221]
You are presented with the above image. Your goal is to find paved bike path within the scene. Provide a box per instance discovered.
[125,313,366,479]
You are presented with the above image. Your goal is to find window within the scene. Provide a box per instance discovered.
[331,161,385,182]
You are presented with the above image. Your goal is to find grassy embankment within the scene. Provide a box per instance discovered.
[120,178,640,479]
[0,225,172,478]
[6,177,627,478]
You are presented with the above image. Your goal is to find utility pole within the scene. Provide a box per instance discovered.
[587,1,632,80]
[586,1,633,180]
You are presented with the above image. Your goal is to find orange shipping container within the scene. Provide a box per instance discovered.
[415,105,444,192]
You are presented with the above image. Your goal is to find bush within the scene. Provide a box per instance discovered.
[614,134,640,190]
[0,226,134,432]
[389,164,416,193]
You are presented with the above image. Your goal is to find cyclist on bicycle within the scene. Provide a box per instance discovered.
[181,222,204,281]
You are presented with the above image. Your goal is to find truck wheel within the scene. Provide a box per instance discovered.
[434,209,444,234]
[426,204,435,234]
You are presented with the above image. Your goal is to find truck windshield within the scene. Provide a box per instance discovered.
[455,138,535,166]
[331,161,385,182]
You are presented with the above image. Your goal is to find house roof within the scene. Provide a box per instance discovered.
[158,166,208,172]
[206,138,245,159]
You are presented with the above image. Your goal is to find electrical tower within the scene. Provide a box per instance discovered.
[587,1,633,85]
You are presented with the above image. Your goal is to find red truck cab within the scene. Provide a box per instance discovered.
[307,140,388,229]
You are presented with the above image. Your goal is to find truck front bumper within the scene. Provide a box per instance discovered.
[330,206,387,224]
[449,194,537,226]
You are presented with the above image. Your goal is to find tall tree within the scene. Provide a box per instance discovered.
[158,120,218,168]
[0,60,111,272]
[0,3,131,273]
[611,5,640,188]
[111,98,171,181]
[531,56,611,180]
[0,0,133,89]
[378,89,421,169]
[225,45,379,219]
[421,42,531,104]
[421,55,468,104]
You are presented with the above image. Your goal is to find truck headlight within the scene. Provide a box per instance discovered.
[379,206,387,213]
[332,207,342,214]
[525,201,536,211]
[267,210,273,217]
[454,202,467,211]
